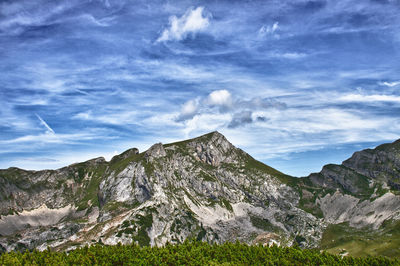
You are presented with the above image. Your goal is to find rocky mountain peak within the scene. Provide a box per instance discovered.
[184,131,237,166]
[194,131,229,145]
[145,143,166,162]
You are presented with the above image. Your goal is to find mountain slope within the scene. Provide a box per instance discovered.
[0,132,321,252]
[293,139,400,257]
[0,132,400,257]
[298,139,400,228]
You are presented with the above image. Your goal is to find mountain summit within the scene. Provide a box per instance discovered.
[1,132,400,257]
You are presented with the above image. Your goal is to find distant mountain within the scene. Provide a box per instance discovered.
[0,132,399,257]
[299,139,400,257]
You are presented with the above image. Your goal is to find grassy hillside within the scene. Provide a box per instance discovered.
[321,220,400,258]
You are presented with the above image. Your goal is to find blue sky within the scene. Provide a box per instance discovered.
[1,0,400,176]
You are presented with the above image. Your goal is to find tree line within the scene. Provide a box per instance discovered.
[1,240,398,265]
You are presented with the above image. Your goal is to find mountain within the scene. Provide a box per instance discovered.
[300,140,400,257]
[0,132,399,257]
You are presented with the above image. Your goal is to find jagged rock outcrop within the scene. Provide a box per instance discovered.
[145,143,166,162]
[0,131,399,255]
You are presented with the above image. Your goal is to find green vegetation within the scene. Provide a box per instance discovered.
[0,168,53,198]
[321,220,400,258]
[0,168,32,185]
[164,131,216,149]
[1,241,397,265]
[296,185,328,218]
[373,183,390,198]
[196,225,207,241]
[72,162,108,211]
[131,213,153,246]
[142,159,156,177]
[328,164,373,199]
[108,151,142,176]
[102,201,140,214]
[375,139,400,151]
[198,170,218,182]
[241,153,299,187]
[249,215,281,233]
[6,208,16,216]
[221,198,233,212]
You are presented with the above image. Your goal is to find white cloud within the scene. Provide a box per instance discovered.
[157,6,210,42]
[172,88,400,163]
[72,110,140,125]
[175,91,287,128]
[258,22,279,38]
[177,99,199,121]
[337,69,389,79]
[207,89,233,108]
[338,93,400,103]
[378,81,400,87]
[0,132,99,145]
[74,14,114,27]
[222,106,400,163]
[279,52,307,59]
[182,113,231,138]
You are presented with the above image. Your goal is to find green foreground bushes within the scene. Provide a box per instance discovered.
[1,241,398,265]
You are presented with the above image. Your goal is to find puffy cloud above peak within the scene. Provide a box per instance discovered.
[157,6,211,42]
[176,90,233,121]
[176,90,284,129]
[206,89,232,108]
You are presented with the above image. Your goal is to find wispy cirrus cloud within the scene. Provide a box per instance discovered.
[258,22,279,39]
[0,132,98,145]
[0,0,118,36]
[338,93,400,103]
[378,81,400,87]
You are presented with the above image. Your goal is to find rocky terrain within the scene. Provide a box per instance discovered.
[0,131,399,256]
[303,140,400,229]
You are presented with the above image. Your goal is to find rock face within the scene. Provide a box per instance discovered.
[0,131,399,253]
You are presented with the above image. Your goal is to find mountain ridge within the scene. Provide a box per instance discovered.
[0,131,400,257]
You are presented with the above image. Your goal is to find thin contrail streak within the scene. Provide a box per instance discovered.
[35,113,55,134]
